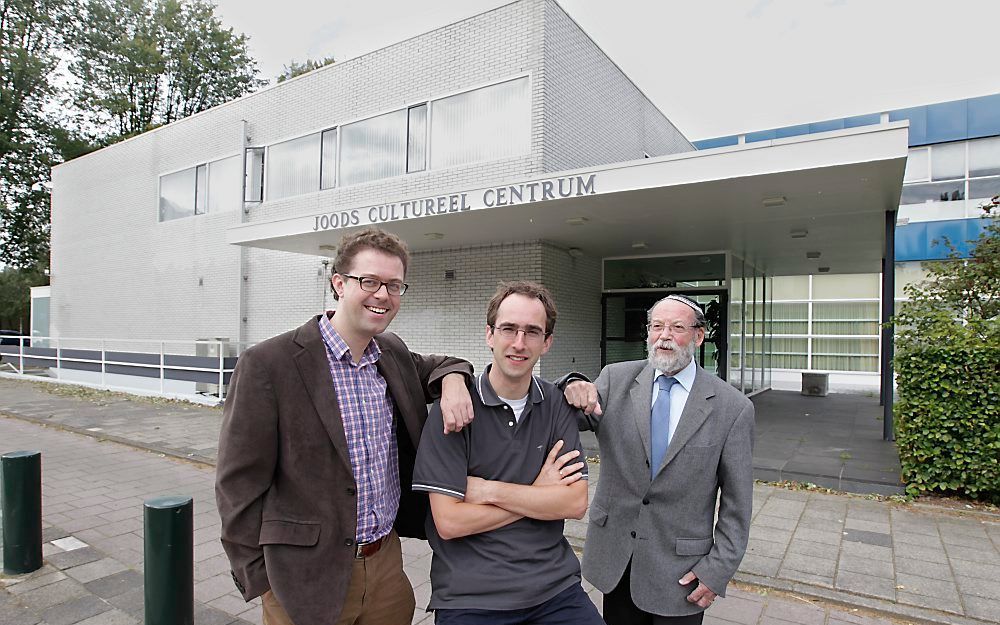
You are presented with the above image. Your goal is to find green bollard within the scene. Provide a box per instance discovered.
[1,450,43,574]
[144,496,194,625]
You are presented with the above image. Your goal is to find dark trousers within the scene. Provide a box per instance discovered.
[603,562,705,625]
[434,583,604,625]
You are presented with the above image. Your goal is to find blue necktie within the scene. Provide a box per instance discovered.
[650,375,677,479]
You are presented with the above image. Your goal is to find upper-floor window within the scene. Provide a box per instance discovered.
[267,133,321,201]
[159,154,242,222]
[899,136,1000,222]
[242,75,531,203]
[430,77,530,170]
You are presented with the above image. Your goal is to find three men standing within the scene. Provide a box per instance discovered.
[216,228,473,625]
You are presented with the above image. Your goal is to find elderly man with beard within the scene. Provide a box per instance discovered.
[562,294,754,625]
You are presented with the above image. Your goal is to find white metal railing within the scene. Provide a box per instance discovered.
[0,335,255,404]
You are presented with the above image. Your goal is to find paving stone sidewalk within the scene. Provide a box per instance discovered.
[2,377,999,624]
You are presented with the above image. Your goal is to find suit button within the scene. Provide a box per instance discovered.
[630,531,636,538]
[344,538,355,547]
[642,498,650,505]
[346,487,356,496]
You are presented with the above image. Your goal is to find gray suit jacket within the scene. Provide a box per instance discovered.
[579,361,754,617]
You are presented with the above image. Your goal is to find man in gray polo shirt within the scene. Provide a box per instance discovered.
[413,281,604,625]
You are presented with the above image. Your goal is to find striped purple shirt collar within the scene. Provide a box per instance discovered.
[318,312,382,366]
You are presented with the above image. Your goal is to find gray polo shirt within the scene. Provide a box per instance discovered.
[412,366,588,611]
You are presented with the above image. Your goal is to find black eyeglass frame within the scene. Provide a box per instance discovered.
[488,324,552,341]
[339,273,409,296]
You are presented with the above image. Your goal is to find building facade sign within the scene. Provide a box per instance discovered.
[312,173,598,232]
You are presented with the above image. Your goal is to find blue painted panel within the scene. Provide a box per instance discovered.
[967,94,1000,139]
[895,218,993,261]
[844,113,881,128]
[895,222,927,261]
[890,106,927,146]
[774,124,811,139]
[745,129,777,143]
[693,136,739,150]
[809,119,846,133]
[925,100,968,144]
[924,219,968,258]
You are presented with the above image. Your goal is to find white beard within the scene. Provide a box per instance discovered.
[647,338,697,375]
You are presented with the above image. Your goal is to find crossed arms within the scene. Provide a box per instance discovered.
[429,440,588,540]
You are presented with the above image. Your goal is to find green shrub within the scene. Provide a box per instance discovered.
[893,198,999,503]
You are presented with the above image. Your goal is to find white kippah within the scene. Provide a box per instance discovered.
[664,294,702,313]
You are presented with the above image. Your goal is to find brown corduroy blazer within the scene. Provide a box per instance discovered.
[215,315,472,625]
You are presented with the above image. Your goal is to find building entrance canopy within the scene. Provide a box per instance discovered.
[228,123,908,277]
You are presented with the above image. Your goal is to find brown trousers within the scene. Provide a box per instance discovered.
[262,531,416,625]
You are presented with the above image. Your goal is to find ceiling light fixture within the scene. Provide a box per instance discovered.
[567,247,584,258]
[790,229,808,239]
[631,242,647,250]
[565,216,589,226]
[806,251,821,259]
[818,266,831,273]
[424,232,444,240]
[319,244,337,251]
[761,196,786,208]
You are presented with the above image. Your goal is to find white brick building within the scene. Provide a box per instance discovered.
[47,0,909,392]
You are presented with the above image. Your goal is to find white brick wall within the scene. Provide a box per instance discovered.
[49,0,683,374]
[539,1,693,172]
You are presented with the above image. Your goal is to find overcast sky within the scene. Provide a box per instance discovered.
[211,0,1000,141]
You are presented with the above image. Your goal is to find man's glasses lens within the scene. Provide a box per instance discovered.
[647,322,693,335]
[344,274,408,295]
[495,325,546,341]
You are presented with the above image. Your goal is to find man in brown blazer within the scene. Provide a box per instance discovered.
[216,227,474,625]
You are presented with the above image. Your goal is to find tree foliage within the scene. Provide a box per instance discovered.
[69,0,265,141]
[0,0,74,270]
[276,55,335,83]
[893,198,1000,503]
[0,265,46,331]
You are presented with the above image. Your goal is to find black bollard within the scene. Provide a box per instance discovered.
[1,450,43,574]
[144,495,194,625]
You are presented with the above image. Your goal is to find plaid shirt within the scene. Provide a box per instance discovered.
[319,314,399,544]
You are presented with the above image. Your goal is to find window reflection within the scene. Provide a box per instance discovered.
[321,129,338,190]
[407,105,427,173]
[904,148,928,182]
[901,181,965,205]
[930,141,965,181]
[159,168,197,221]
[267,133,321,200]
[207,155,242,213]
[431,77,530,169]
[969,136,1000,178]
[340,109,408,186]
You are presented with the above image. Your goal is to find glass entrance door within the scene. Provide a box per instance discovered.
[601,290,728,379]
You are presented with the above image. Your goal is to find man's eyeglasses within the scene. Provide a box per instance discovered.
[340,274,409,296]
[490,324,550,342]
[646,322,699,336]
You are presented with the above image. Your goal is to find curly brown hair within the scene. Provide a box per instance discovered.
[331,228,410,300]
[486,281,558,335]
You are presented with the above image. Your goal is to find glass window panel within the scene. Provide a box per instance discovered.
[969,176,1000,203]
[430,77,531,169]
[267,133,321,200]
[930,142,965,181]
[407,104,427,173]
[811,355,879,372]
[811,274,879,299]
[603,254,726,289]
[903,148,928,182]
[321,128,338,190]
[770,275,809,300]
[340,109,407,186]
[925,100,967,144]
[900,181,965,206]
[969,137,1000,178]
[897,199,967,223]
[244,148,264,202]
[207,155,242,213]
[31,296,49,339]
[195,164,208,215]
[159,168,196,222]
